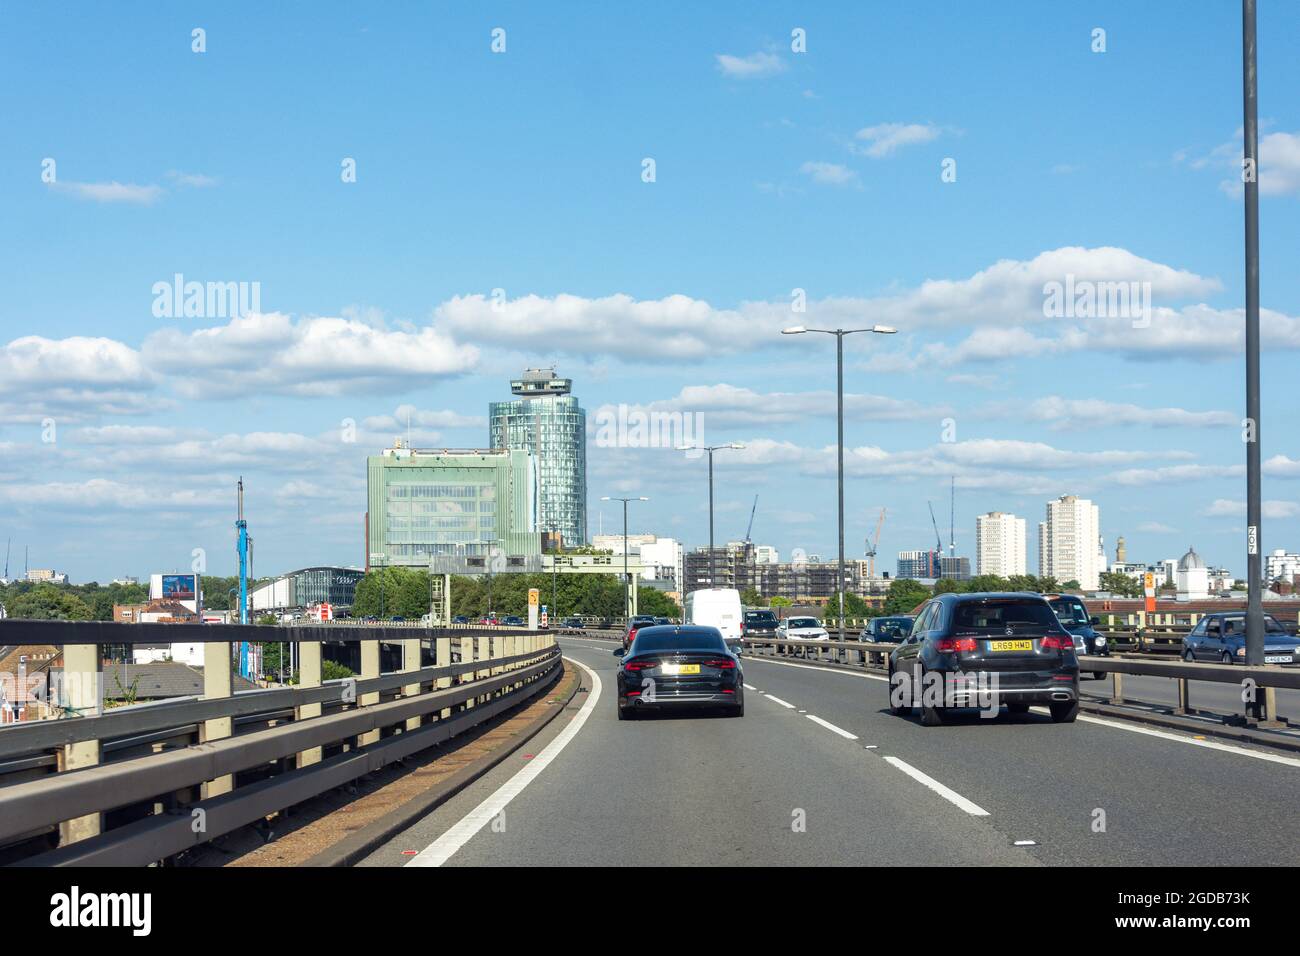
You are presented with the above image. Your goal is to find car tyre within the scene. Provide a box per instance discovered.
[1221,651,1233,665]
[1092,672,1105,681]
[1049,700,1079,723]
[886,665,909,716]
[617,705,634,721]
[729,699,745,718]
[1183,649,1194,663]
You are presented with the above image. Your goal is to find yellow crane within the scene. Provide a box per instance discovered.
[865,508,886,579]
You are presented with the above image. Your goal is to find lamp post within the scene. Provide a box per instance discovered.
[781,324,897,641]
[601,496,648,622]
[1242,0,1264,670]
[676,443,745,589]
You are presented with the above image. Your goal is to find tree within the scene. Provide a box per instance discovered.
[966,574,1010,593]
[8,585,94,621]
[932,578,963,595]
[769,596,793,608]
[1099,571,1142,598]
[884,579,930,615]
[739,588,763,608]
[1060,579,1082,592]
[637,587,681,619]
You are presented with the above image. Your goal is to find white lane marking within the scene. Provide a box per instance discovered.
[405,656,601,867]
[1029,707,1300,769]
[882,756,990,816]
[1014,840,1037,846]
[805,714,859,740]
[746,656,889,681]
[763,694,795,709]
[743,683,757,691]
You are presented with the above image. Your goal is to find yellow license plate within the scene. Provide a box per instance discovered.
[989,640,1033,652]
[664,664,701,675]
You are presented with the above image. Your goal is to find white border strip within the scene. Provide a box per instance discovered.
[883,755,990,816]
[805,714,859,740]
[406,656,602,867]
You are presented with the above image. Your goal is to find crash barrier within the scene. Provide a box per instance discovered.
[741,637,1297,728]
[0,619,561,865]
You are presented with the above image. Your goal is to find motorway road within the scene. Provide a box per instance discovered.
[359,637,1300,867]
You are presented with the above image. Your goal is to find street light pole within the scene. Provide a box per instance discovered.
[601,496,648,622]
[676,443,745,589]
[782,324,897,641]
[1242,0,1264,669]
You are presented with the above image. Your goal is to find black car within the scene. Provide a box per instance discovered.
[1182,612,1300,664]
[561,616,585,629]
[502,615,525,627]
[742,609,780,640]
[614,626,743,719]
[860,615,914,643]
[887,592,1080,726]
[1045,594,1110,679]
[654,616,671,625]
[452,615,469,625]
[622,614,659,649]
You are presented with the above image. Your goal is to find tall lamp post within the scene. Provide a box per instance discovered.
[781,324,897,640]
[601,496,648,622]
[1242,0,1264,670]
[676,443,745,589]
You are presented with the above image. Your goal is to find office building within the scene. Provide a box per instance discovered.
[592,533,684,593]
[366,442,540,569]
[976,511,1027,577]
[939,555,972,580]
[897,550,941,580]
[1267,549,1300,586]
[1037,495,1102,591]
[489,368,588,546]
[249,567,366,612]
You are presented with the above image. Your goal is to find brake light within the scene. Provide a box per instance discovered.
[1040,634,1073,650]
[703,658,736,670]
[935,637,977,652]
[623,659,655,672]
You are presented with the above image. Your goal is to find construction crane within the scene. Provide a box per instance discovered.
[744,495,758,543]
[865,508,885,578]
[927,501,944,569]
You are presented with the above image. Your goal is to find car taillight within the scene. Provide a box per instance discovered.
[1041,634,1073,650]
[935,637,977,652]
[703,658,736,670]
[623,659,654,672]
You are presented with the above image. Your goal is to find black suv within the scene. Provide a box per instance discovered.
[742,609,780,640]
[860,615,915,643]
[887,592,1080,726]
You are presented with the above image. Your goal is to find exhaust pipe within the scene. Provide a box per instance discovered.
[1051,692,1072,701]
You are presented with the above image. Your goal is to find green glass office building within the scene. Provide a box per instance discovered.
[366,445,540,568]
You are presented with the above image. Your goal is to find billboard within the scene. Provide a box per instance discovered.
[161,574,198,601]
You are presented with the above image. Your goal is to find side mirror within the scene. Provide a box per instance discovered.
[1090,616,1100,626]
[613,647,625,657]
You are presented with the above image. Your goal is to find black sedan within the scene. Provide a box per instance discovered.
[614,626,744,719]
[1183,612,1300,664]
[860,615,914,643]
[887,592,1080,726]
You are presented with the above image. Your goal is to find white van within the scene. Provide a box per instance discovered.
[684,588,744,654]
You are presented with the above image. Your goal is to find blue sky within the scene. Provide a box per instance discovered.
[0,1,1297,583]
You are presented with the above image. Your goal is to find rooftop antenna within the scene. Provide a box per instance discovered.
[3,537,9,580]
[949,476,956,557]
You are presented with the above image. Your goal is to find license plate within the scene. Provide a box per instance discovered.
[988,640,1033,652]
[662,663,700,675]
[1265,655,1293,664]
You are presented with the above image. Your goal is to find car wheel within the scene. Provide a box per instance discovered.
[729,699,745,718]
[1183,649,1194,662]
[1006,701,1030,715]
[1221,652,1233,665]
[918,669,945,726]
[886,665,909,716]
[617,705,634,721]
[1049,700,1079,723]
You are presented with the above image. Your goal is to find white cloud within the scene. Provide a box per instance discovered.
[0,335,159,422]
[1203,498,1299,519]
[853,122,941,158]
[0,478,221,511]
[166,170,218,188]
[362,405,485,433]
[143,312,479,397]
[1137,521,1177,533]
[48,181,163,204]
[1264,454,1300,478]
[1021,396,1236,430]
[799,161,859,187]
[715,51,786,78]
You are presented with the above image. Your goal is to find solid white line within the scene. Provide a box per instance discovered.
[805,714,859,740]
[1029,706,1300,769]
[764,694,795,709]
[743,683,757,691]
[883,756,990,816]
[746,656,889,681]
[405,656,602,867]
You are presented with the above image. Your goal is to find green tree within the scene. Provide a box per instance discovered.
[637,587,682,619]
[1099,571,1142,597]
[932,577,963,595]
[966,573,1011,593]
[739,588,763,607]
[769,595,793,608]
[1060,579,1082,591]
[8,584,94,621]
[884,578,931,615]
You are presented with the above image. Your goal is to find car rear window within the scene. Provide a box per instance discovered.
[787,617,820,628]
[745,612,777,624]
[875,619,912,638]
[632,631,726,653]
[952,599,1059,632]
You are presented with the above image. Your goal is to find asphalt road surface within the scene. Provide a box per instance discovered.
[359,637,1300,867]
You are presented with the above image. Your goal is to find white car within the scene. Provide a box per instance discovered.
[777,616,830,641]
